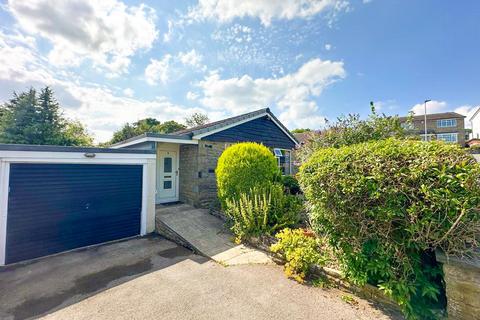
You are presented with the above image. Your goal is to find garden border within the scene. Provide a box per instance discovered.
[246,235,401,312]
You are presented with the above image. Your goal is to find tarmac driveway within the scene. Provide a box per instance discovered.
[0,236,401,320]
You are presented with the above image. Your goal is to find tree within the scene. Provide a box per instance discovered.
[296,104,406,163]
[158,120,186,133]
[107,118,186,145]
[0,87,93,146]
[62,121,94,146]
[291,128,311,134]
[185,112,209,127]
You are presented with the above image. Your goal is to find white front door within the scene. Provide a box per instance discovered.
[156,150,178,203]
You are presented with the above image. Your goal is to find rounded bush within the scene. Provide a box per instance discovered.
[216,142,280,206]
[299,138,480,319]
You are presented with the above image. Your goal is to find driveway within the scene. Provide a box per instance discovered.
[0,236,402,320]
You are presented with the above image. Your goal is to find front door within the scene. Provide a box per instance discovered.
[156,150,178,203]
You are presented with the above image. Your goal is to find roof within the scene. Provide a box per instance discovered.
[399,112,466,121]
[112,108,299,148]
[0,143,156,154]
[174,108,269,136]
[294,132,315,144]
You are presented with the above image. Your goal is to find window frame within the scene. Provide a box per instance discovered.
[436,133,458,143]
[436,118,457,128]
[273,148,292,176]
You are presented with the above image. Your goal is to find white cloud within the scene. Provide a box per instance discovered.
[123,88,134,97]
[145,50,206,85]
[145,55,172,85]
[325,43,332,50]
[64,90,205,142]
[7,0,158,75]
[163,20,174,42]
[373,99,398,112]
[0,32,208,142]
[186,91,199,100]
[188,0,350,26]
[178,49,203,68]
[197,58,345,129]
[411,100,448,115]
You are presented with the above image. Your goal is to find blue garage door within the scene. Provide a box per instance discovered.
[6,163,143,264]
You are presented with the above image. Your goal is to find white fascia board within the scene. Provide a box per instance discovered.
[193,112,300,147]
[0,150,155,164]
[111,136,198,149]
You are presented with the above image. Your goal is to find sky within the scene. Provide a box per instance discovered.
[0,0,479,142]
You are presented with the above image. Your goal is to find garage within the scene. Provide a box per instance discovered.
[0,144,157,265]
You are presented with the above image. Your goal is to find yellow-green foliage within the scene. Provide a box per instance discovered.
[216,142,280,206]
[270,228,327,282]
[224,184,301,242]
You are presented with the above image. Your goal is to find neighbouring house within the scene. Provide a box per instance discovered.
[0,108,298,265]
[466,106,480,147]
[112,108,299,208]
[399,112,467,146]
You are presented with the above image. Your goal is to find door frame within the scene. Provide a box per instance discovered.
[155,143,180,204]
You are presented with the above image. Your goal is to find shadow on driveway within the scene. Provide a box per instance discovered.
[0,235,207,320]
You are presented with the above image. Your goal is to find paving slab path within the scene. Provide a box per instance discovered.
[155,203,273,266]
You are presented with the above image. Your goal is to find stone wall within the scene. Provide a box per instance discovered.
[179,140,231,208]
[436,250,480,320]
[197,140,232,208]
[179,144,198,206]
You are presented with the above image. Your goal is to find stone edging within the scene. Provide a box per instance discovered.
[246,236,400,312]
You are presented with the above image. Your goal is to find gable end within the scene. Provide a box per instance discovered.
[200,115,296,149]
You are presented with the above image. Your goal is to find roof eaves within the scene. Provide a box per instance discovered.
[110,132,193,147]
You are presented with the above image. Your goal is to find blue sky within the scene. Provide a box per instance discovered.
[0,0,479,141]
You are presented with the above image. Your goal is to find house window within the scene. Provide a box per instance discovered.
[420,134,435,142]
[273,148,292,175]
[437,119,457,128]
[437,133,458,143]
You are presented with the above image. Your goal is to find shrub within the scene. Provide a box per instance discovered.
[299,138,480,319]
[224,184,302,242]
[281,175,301,195]
[270,228,327,282]
[216,142,280,207]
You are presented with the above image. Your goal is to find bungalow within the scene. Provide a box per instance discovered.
[112,108,299,208]
[0,108,298,265]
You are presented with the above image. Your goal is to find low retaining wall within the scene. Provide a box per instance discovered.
[436,250,480,320]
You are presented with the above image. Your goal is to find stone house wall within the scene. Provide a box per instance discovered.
[179,140,232,208]
[179,144,199,206]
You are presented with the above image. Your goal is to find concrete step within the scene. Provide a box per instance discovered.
[155,204,273,266]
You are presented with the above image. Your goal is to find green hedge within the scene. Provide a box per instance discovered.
[299,138,480,319]
[216,142,280,207]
